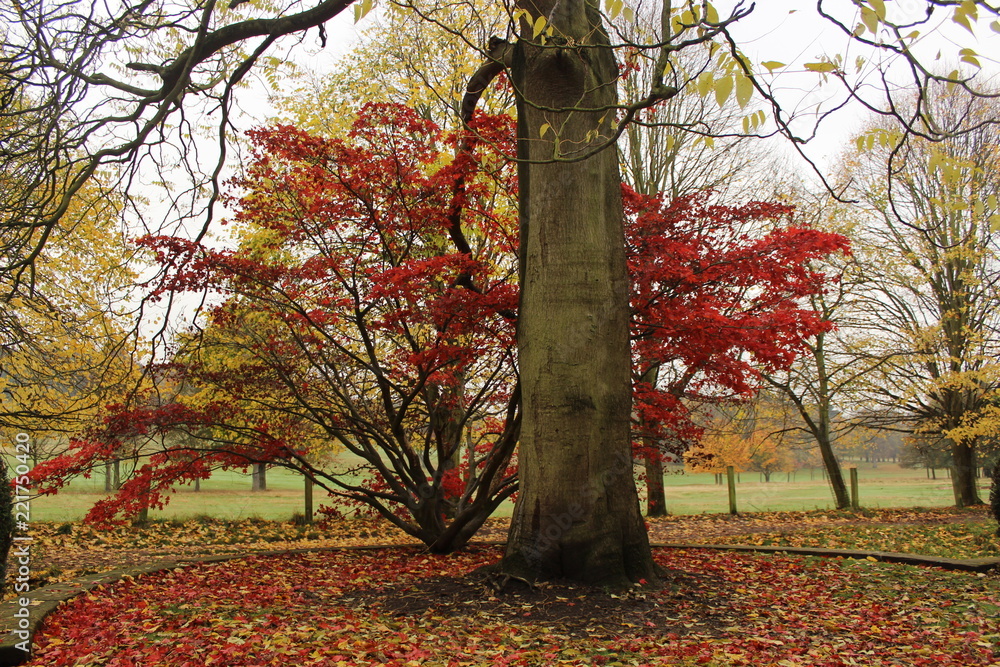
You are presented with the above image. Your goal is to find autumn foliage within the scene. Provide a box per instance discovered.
[31,103,848,549]
[33,104,521,551]
[625,187,849,458]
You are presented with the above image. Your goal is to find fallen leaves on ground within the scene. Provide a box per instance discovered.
[726,521,1000,559]
[13,507,997,590]
[646,507,1000,559]
[15,516,418,588]
[25,546,1000,666]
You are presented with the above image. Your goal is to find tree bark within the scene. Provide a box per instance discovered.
[817,432,850,509]
[950,439,983,507]
[501,0,657,588]
[0,458,13,601]
[252,463,267,491]
[644,447,667,517]
[640,367,667,517]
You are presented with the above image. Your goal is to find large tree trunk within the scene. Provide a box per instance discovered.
[501,0,658,588]
[950,439,983,507]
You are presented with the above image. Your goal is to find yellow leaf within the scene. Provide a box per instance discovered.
[539,122,551,138]
[735,73,753,109]
[860,7,879,35]
[353,0,374,23]
[532,15,547,38]
[761,61,785,73]
[952,4,976,34]
[714,75,733,107]
[696,71,714,97]
[804,61,837,73]
[867,0,886,20]
[705,2,719,24]
[959,48,981,68]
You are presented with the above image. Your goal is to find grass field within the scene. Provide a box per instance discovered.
[652,463,993,515]
[23,461,993,523]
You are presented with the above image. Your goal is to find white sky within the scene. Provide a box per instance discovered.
[234,1,997,176]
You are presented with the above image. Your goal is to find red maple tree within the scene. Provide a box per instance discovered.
[625,188,849,512]
[32,103,848,549]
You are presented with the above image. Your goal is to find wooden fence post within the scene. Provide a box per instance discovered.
[304,476,314,524]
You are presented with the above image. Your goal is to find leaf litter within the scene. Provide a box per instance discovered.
[23,542,1000,666]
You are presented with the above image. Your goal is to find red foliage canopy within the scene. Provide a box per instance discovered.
[625,186,850,450]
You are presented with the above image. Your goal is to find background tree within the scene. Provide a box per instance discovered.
[847,87,1000,506]
[625,189,848,512]
[763,190,884,509]
[614,7,781,516]
[688,394,800,484]
[1,176,140,443]
[34,104,521,552]
[279,0,512,134]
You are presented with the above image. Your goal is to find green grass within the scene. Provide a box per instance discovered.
[23,461,994,523]
[655,463,992,515]
[28,466,316,522]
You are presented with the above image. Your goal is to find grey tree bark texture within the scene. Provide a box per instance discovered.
[500,0,659,588]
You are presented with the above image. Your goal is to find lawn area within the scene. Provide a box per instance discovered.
[26,462,993,523]
[26,466,316,522]
[656,463,993,514]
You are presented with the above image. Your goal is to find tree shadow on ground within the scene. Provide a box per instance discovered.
[356,565,740,639]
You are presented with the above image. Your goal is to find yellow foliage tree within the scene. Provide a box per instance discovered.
[274,0,512,136]
[846,87,1000,506]
[1,175,141,460]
